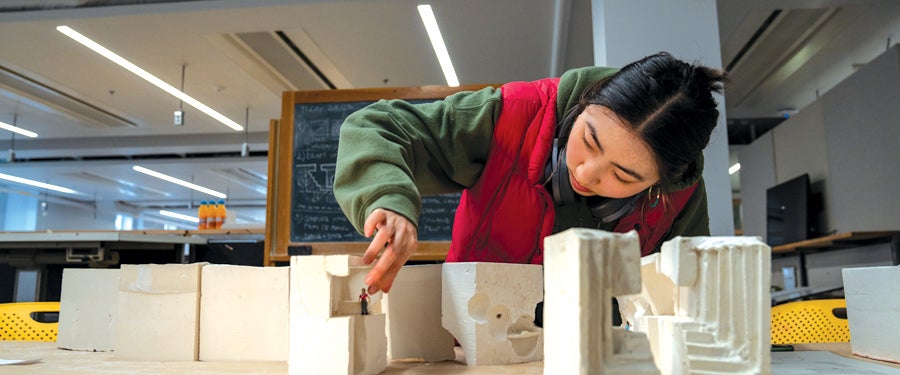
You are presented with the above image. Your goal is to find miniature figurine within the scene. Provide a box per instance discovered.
[359,288,369,315]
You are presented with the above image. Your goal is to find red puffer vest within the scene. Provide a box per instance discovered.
[446,78,697,263]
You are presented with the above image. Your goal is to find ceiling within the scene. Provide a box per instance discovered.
[0,0,896,228]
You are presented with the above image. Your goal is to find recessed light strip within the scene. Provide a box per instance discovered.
[159,209,199,223]
[0,121,38,138]
[729,163,741,175]
[0,172,79,194]
[417,5,459,87]
[132,165,226,199]
[56,26,244,131]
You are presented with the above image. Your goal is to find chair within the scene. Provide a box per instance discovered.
[771,298,849,344]
[0,302,60,342]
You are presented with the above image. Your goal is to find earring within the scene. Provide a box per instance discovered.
[648,186,661,208]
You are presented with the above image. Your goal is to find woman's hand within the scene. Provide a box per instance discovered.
[362,208,418,294]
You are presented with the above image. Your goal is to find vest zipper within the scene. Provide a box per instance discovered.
[527,195,549,262]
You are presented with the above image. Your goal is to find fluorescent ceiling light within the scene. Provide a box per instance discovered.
[133,165,227,199]
[0,120,38,138]
[729,163,741,175]
[417,5,459,87]
[56,26,244,131]
[0,172,79,194]
[159,209,199,223]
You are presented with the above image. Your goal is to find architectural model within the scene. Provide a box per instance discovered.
[289,255,386,375]
[543,228,660,375]
[619,236,772,375]
[442,262,544,366]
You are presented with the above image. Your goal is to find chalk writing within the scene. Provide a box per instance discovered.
[290,100,459,242]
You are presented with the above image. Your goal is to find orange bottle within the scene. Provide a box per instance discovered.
[197,200,209,230]
[215,199,227,229]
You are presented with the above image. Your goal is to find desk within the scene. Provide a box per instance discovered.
[772,231,900,256]
[0,342,539,374]
[778,343,900,374]
[2,342,898,374]
[0,231,207,264]
[770,231,899,302]
[0,231,207,302]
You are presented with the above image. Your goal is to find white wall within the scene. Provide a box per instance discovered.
[740,45,900,240]
[1,193,37,231]
[771,99,832,235]
[821,46,900,232]
[772,100,829,184]
[592,0,735,236]
[35,201,117,231]
[738,133,776,240]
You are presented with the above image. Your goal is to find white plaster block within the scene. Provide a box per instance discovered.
[383,264,455,362]
[617,254,677,333]
[843,265,900,363]
[114,262,207,361]
[199,265,289,362]
[627,236,771,375]
[441,262,543,366]
[289,314,387,374]
[57,268,120,351]
[543,228,659,375]
[293,316,352,374]
[353,314,388,373]
[289,255,386,375]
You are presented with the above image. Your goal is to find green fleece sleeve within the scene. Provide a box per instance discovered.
[668,178,711,237]
[333,86,501,234]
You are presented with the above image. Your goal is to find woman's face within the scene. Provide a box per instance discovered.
[565,105,660,199]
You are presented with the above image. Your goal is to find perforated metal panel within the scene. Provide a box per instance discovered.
[771,299,849,344]
[0,302,59,342]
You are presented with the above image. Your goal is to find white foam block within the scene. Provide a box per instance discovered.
[442,262,543,366]
[843,265,900,364]
[57,268,120,351]
[383,264,455,362]
[543,229,658,375]
[114,262,206,361]
[199,265,289,362]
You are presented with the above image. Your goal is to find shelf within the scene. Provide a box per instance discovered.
[268,241,449,265]
[772,231,899,254]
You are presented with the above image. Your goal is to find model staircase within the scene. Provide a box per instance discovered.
[667,239,770,375]
[607,328,662,375]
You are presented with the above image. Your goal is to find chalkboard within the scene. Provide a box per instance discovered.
[265,84,490,264]
[289,100,460,242]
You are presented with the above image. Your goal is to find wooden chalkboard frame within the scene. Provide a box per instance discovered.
[265,84,490,266]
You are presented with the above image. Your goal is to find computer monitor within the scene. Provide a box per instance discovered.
[766,174,813,246]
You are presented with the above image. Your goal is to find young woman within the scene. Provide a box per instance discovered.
[334,52,726,295]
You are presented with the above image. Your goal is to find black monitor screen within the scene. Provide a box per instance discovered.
[766,174,811,246]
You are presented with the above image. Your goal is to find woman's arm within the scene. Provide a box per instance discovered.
[334,87,501,231]
[333,86,501,292]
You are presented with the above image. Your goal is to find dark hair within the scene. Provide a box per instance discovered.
[579,52,726,186]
